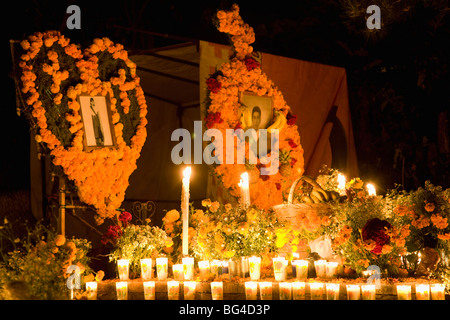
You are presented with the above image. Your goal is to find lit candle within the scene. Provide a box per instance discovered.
[430,283,445,300]
[314,259,327,278]
[294,260,308,279]
[117,259,130,280]
[415,284,430,300]
[337,173,346,195]
[184,281,197,300]
[396,285,411,300]
[259,282,273,300]
[326,283,340,300]
[181,166,191,256]
[156,257,168,280]
[143,281,155,300]
[248,256,261,280]
[211,281,223,300]
[182,257,194,280]
[366,183,376,196]
[116,281,128,300]
[167,280,180,300]
[198,260,210,279]
[85,282,97,300]
[273,257,288,281]
[211,259,221,277]
[140,258,153,280]
[238,172,250,209]
[361,284,376,300]
[292,281,306,300]
[172,264,184,280]
[326,261,338,279]
[310,282,325,300]
[346,284,360,300]
[245,281,258,300]
[279,282,292,300]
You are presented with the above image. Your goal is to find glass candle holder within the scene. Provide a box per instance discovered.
[245,281,258,300]
[248,256,261,281]
[346,284,360,300]
[184,281,196,300]
[397,285,411,300]
[198,260,210,279]
[292,282,306,300]
[211,259,221,277]
[310,282,325,300]
[116,281,128,300]
[326,262,338,279]
[361,284,376,300]
[167,280,180,300]
[140,258,153,280]
[273,257,288,281]
[259,282,273,300]
[279,282,292,300]
[326,283,340,300]
[143,281,155,300]
[117,259,130,280]
[415,284,430,300]
[211,281,223,300]
[85,282,97,300]
[182,257,194,280]
[172,264,184,280]
[294,260,308,279]
[314,260,327,278]
[430,283,445,300]
[156,257,168,280]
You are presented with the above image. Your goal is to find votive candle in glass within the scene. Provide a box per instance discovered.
[211,259,221,276]
[184,281,196,300]
[314,260,327,278]
[156,257,168,280]
[259,282,273,300]
[397,285,411,300]
[279,282,292,300]
[273,257,288,281]
[326,262,338,279]
[326,283,340,300]
[292,282,307,300]
[245,281,258,300]
[198,260,210,279]
[310,282,325,300]
[182,257,194,280]
[361,284,376,300]
[295,260,308,279]
[140,258,153,280]
[346,284,361,300]
[430,283,445,300]
[211,281,223,300]
[85,282,97,300]
[143,281,155,300]
[116,281,128,300]
[415,284,430,300]
[172,264,184,281]
[117,259,129,280]
[249,256,261,281]
[167,280,180,300]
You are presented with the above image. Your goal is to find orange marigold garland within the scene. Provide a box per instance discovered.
[205,5,305,210]
[17,31,147,224]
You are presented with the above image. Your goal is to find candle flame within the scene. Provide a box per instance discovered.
[183,166,192,179]
[337,173,346,190]
[366,183,376,196]
[238,172,249,187]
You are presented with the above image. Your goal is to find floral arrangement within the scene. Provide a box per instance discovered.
[103,211,173,275]
[15,31,148,224]
[204,4,305,210]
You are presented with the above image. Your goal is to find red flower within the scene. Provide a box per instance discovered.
[244,57,261,71]
[362,218,391,255]
[206,77,222,94]
[288,139,298,148]
[286,113,297,126]
[275,183,281,190]
[205,112,223,129]
[101,225,123,245]
[119,211,132,227]
[290,158,297,167]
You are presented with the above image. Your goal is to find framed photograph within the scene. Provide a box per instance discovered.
[78,93,116,150]
[239,91,273,131]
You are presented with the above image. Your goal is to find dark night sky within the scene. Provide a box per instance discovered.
[2,0,449,196]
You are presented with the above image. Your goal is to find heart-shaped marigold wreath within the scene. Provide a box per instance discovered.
[17,31,147,224]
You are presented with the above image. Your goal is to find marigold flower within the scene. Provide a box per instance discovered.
[55,234,66,246]
[424,202,435,212]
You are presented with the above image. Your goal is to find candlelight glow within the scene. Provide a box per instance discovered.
[337,173,346,195]
[182,166,192,181]
[366,183,376,196]
[238,172,250,208]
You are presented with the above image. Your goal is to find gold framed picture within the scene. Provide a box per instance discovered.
[78,93,117,151]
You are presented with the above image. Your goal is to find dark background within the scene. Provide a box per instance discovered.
[1,0,449,218]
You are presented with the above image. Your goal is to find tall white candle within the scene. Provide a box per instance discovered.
[181,166,191,256]
[238,172,250,209]
[366,183,376,196]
